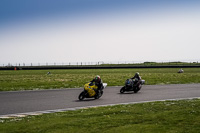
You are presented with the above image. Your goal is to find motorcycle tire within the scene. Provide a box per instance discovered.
[134,85,142,93]
[94,91,101,99]
[101,91,103,95]
[134,87,140,93]
[138,84,142,90]
[120,87,125,93]
[78,91,85,101]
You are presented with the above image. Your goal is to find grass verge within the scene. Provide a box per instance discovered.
[1,99,200,133]
[0,68,200,91]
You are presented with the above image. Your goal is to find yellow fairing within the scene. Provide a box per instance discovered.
[84,83,98,97]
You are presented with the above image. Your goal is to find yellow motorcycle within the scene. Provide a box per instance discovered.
[78,82,107,100]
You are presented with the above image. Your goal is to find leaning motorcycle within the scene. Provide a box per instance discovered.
[120,78,145,93]
[78,82,107,100]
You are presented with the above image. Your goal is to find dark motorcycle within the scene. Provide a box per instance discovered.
[120,78,145,93]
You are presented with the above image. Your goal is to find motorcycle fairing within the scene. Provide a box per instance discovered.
[84,83,98,97]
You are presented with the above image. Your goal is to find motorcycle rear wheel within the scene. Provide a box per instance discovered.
[94,91,102,99]
[134,85,142,93]
[78,91,85,100]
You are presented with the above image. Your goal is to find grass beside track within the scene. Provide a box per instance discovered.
[1,99,200,133]
[0,68,200,91]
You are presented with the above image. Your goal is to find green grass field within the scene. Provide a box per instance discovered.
[1,68,200,132]
[1,99,200,133]
[0,68,200,91]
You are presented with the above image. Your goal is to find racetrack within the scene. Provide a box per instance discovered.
[1,84,200,116]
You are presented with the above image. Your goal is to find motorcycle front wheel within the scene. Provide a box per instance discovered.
[120,87,125,93]
[78,91,85,100]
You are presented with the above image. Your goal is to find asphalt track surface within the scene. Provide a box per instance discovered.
[1,84,200,116]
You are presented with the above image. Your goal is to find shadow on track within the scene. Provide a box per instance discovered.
[117,92,141,95]
[74,98,96,102]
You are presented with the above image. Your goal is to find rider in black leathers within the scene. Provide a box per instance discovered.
[131,72,141,87]
[90,75,103,93]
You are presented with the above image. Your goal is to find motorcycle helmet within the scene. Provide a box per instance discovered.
[135,72,139,77]
[95,75,100,82]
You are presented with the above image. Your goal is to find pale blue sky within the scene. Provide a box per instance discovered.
[0,0,200,65]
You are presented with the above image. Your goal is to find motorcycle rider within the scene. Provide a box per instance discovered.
[131,72,141,87]
[90,75,103,94]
